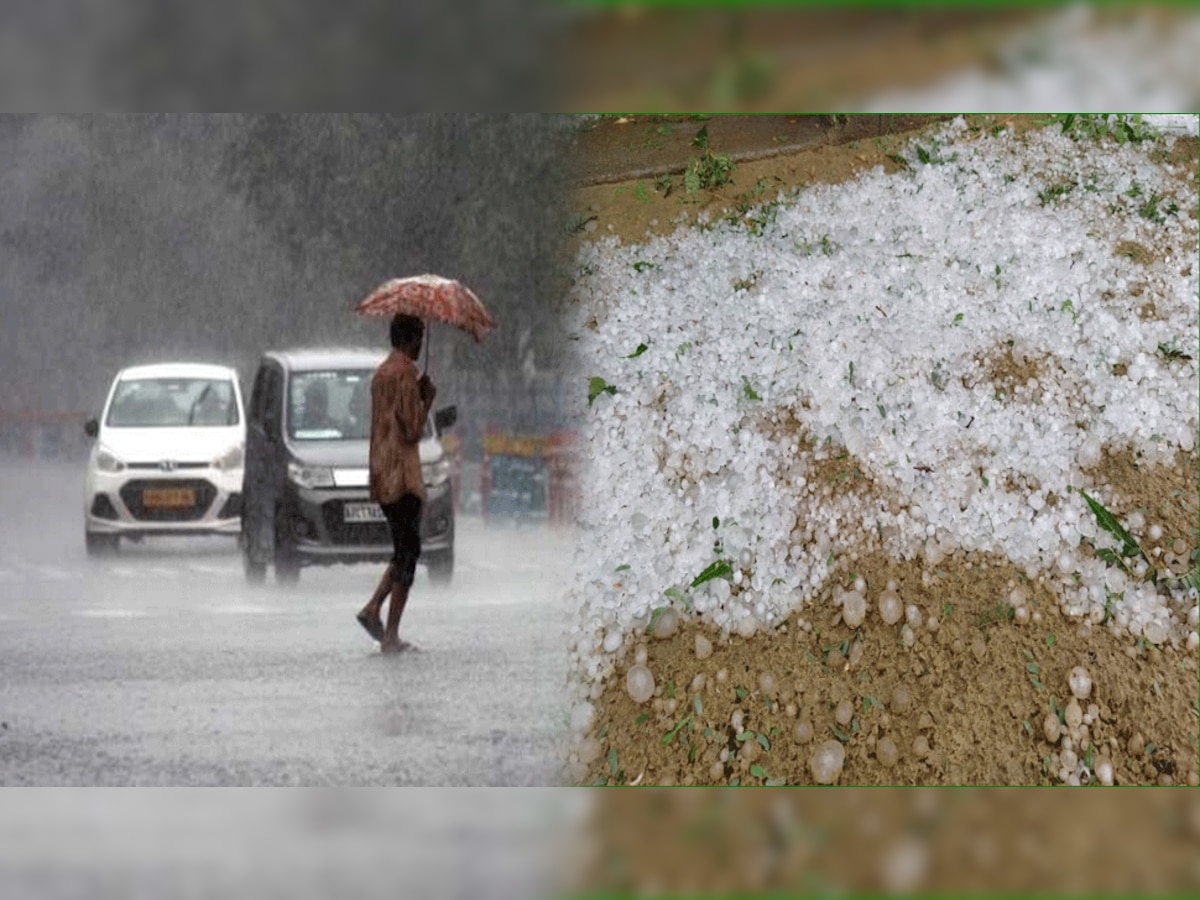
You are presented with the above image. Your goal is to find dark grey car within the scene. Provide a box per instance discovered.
[241,348,456,585]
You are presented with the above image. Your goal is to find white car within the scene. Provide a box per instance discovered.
[83,363,247,556]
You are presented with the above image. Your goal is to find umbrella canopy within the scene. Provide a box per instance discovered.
[356,274,496,343]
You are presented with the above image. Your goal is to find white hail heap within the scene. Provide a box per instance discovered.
[568,117,1199,682]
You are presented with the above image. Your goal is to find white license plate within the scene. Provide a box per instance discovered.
[343,502,386,522]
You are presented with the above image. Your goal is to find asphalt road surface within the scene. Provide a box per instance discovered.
[0,461,573,785]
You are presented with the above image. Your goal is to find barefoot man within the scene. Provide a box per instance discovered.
[357,313,436,653]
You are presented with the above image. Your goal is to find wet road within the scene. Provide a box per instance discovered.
[0,462,572,785]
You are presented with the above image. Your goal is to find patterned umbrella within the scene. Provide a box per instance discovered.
[356,274,496,343]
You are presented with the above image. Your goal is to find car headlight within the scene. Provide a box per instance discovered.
[423,458,451,487]
[213,444,244,471]
[95,445,125,473]
[287,462,335,489]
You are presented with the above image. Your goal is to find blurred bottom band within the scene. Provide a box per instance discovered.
[2,788,1200,898]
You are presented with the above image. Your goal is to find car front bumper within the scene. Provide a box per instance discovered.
[84,465,244,537]
[283,479,454,563]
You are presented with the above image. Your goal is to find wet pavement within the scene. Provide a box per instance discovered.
[0,462,572,785]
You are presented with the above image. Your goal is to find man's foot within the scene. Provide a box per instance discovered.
[356,609,384,642]
[380,637,416,654]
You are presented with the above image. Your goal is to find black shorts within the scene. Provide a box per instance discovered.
[381,494,422,587]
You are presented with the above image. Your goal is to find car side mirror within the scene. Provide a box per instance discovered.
[84,418,99,439]
[434,405,457,431]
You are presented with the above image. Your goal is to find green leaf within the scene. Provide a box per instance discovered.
[663,587,686,601]
[712,516,720,530]
[1023,649,1034,661]
[953,312,964,326]
[1026,662,1041,675]
[1023,720,1033,737]
[1045,634,1057,647]
[634,181,650,204]
[831,726,851,743]
[735,687,748,701]
[632,261,657,273]
[688,742,697,763]
[691,560,733,589]
[587,376,617,406]
[662,715,692,745]
[750,764,767,779]
[692,125,709,149]
[667,680,675,700]
[741,376,761,402]
[607,747,618,775]
[765,778,787,787]
[756,733,770,751]
[916,145,931,164]
[694,693,703,716]
[614,564,631,572]
[735,731,753,742]
[626,343,649,359]
[634,713,648,725]
[1080,490,1142,559]
[1030,676,1045,691]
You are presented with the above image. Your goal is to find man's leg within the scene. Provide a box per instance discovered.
[356,565,392,641]
[381,495,422,652]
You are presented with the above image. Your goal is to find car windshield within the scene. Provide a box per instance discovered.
[106,378,239,428]
[288,369,433,441]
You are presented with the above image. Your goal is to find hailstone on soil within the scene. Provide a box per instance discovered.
[809,739,846,784]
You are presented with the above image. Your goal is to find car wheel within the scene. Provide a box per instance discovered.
[426,549,453,587]
[85,531,118,557]
[274,510,300,585]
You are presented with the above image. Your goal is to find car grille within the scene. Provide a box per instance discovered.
[119,478,217,522]
[321,501,392,546]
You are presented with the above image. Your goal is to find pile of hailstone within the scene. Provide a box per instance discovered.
[568,116,1199,683]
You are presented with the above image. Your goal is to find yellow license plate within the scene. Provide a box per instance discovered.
[142,488,196,508]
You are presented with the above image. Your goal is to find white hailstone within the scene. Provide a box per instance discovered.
[842,591,867,628]
[879,590,904,625]
[809,740,846,785]
[1043,714,1061,744]
[736,616,758,638]
[1057,552,1074,574]
[759,672,777,697]
[1191,606,1200,629]
[570,702,595,734]
[905,605,923,630]
[902,628,916,649]
[603,630,624,653]
[1148,524,1163,541]
[880,837,929,895]
[634,645,649,666]
[731,710,744,732]
[853,576,866,593]
[715,668,727,683]
[1014,606,1030,625]
[625,665,656,704]
[926,615,939,632]
[1187,632,1199,653]
[1064,698,1084,730]
[891,684,912,713]
[691,673,706,692]
[1095,758,1114,786]
[577,737,602,765]
[652,607,679,640]
[1077,437,1102,468]
[793,719,815,744]
[1068,666,1093,700]
[1143,619,1168,645]
[835,699,854,727]
[876,736,899,768]
[695,634,713,660]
